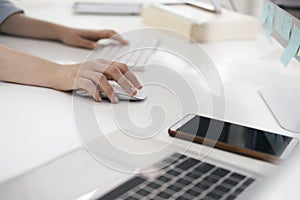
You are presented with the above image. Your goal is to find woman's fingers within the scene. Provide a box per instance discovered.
[90,59,142,89]
[77,37,98,49]
[112,62,142,89]
[77,58,142,102]
[81,30,128,45]
[110,33,128,44]
[84,60,138,96]
[97,30,128,44]
[77,77,101,102]
[102,64,137,96]
[98,75,119,103]
[80,70,118,103]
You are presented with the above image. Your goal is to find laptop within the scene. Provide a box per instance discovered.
[73,2,142,15]
[0,130,264,200]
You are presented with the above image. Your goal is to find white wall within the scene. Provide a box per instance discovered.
[201,0,265,17]
[231,0,264,17]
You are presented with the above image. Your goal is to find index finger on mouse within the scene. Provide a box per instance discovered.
[111,62,142,89]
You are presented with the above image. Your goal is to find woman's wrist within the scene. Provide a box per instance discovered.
[51,24,69,42]
[50,63,79,91]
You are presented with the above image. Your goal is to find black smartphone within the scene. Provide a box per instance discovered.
[168,114,297,163]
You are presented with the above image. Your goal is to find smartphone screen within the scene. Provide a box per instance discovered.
[170,115,296,161]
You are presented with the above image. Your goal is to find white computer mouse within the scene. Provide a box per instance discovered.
[75,80,146,101]
[104,80,146,101]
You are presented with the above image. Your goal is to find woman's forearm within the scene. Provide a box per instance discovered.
[0,44,142,103]
[0,44,76,90]
[0,13,128,50]
[0,13,64,41]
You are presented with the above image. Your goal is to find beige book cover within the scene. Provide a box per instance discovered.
[142,2,259,42]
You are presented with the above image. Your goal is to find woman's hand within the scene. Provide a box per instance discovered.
[0,13,127,50]
[58,27,128,49]
[55,59,142,103]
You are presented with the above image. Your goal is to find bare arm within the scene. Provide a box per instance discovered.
[0,11,140,103]
[0,44,74,90]
[0,13,63,41]
[0,44,142,103]
[0,13,128,49]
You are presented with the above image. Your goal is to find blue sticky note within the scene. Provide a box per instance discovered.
[280,25,300,67]
[266,4,275,43]
[260,3,269,23]
[281,14,293,40]
[275,9,284,34]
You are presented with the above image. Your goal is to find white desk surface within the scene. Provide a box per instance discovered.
[1,0,300,188]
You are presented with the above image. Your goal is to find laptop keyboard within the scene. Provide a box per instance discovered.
[96,153,255,200]
[97,36,160,71]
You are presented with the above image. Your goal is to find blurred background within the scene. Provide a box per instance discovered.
[12,0,265,17]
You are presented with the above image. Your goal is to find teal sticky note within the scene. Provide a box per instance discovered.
[260,3,269,23]
[275,9,284,34]
[280,25,300,67]
[281,14,293,40]
[266,4,275,43]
